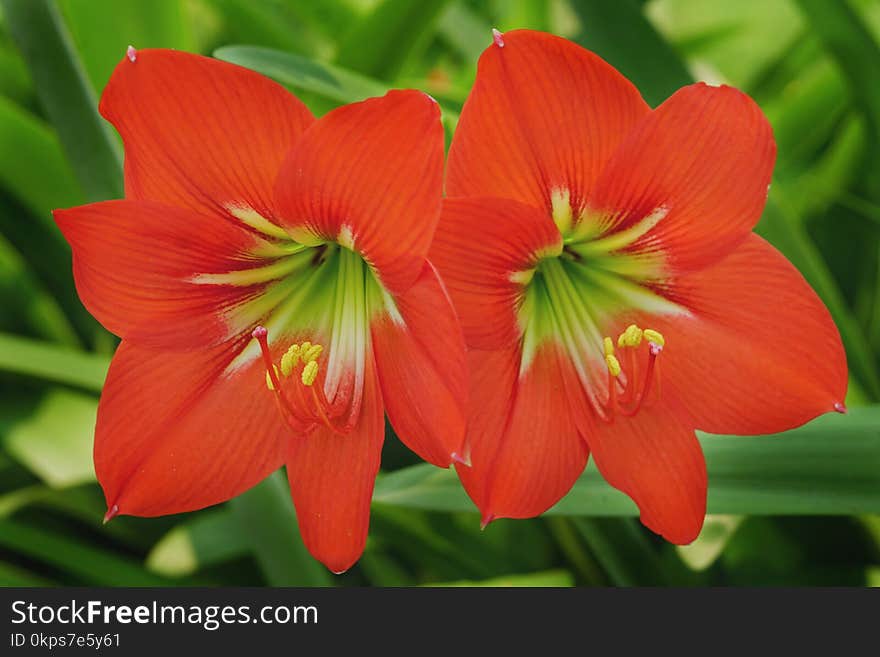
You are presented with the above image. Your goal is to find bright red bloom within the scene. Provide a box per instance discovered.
[53,49,466,573]
[431,30,848,543]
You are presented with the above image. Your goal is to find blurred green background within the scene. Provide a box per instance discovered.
[0,0,879,587]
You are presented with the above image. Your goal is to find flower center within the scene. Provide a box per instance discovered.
[205,206,395,435]
[253,327,354,435]
[515,188,688,418]
[599,325,666,422]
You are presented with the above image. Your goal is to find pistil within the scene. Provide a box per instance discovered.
[251,326,350,435]
[599,324,665,421]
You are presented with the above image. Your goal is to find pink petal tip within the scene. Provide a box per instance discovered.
[480,513,495,531]
[491,28,504,48]
[103,504,119,524]
[126,45,137,63]
[451,451,471,468]
[834,402,847,414]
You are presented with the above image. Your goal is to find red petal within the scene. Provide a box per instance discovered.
[286,352,384,573]
[586,399,707,544]
[54,200,269,347]
[372,260,467,467]
[431,197,562,350]
[275,90,443,293]
[96,340,288,517]
[634,234,848,434]
[586,83,775,271]
[446,29,649,211]
[458,344,589,520]
[101,49,314,219]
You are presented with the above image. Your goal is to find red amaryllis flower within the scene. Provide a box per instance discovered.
[53,48,466,573]
[431,30,848,543]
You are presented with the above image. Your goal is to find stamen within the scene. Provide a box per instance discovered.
[265,365,280,390]
[598,329,665,419]
[603,336,614,357]
[251,326,313,430]
[303,343,323,363]
[617,324,643,348]
[302,360,319,386]
[643,328,665,347]
[605,353,621,377]
[280,344,301,376]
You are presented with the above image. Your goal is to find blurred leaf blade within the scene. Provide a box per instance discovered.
[59,0,194,93]
[430,569,574,587]
[0,517,171,586]
[0,332,109,391]
[375,407,880,516]
[215,45,390,104]
[335,0,451,81]
[214,44,460,127]
[229,471,333,586]
[571,0,692,106]
[4,389,96,487]
[795,0,880,153]
[147,509,249,578]
[0,95,82,217]
[2,0,122,201]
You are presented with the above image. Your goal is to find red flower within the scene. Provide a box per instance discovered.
[431,30,848,543]
[53,49,466,573]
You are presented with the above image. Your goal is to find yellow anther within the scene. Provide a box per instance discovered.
[301,360,319,386]
[280,345,301,376]
[265,365,280,391]
[303,343,323,363]
[643,329,665,347]
[300,341,312,354]
[603,336,615,357]
[605,354,621,377]
[617,324,643,348]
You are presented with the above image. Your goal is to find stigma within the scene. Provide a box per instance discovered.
[251,326,349,435]
[598,324,664,421]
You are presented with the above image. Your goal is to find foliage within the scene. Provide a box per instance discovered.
[0,0,878,586]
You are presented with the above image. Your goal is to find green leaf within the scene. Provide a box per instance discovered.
[757,197,880,398]
[228,471,332,586]
[647,0,805,90]
[2,0,122,201]
[146,509,250,577]
[208,0,323,55]
[570,0,692,106]
[59,0,194,93]
[795,0,880,159]
[0,517,171,586]
[0,235,79,345]
[214,45,460,129]
[437,2,490,62]
[0,332,109,391]
[0,42,32,104]
[0,96,81,258]
[676,515,743,571]
[429,569,573,587]
[215,45,390,105]
[573,518,698,586]
[334,0,451,81]
[374,407,880,515]
[4,389,96,487]
[0,561,55,586]
[0,192,99,344]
